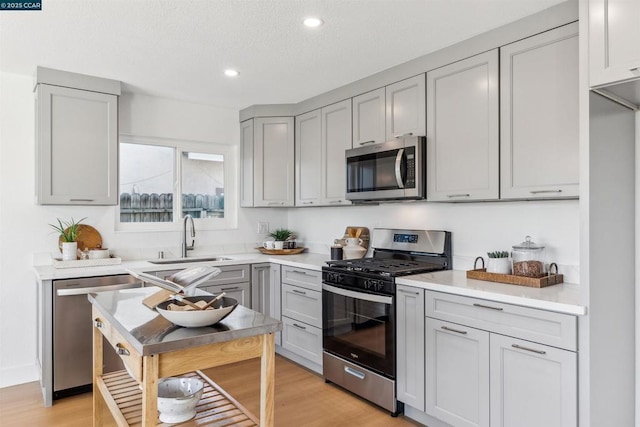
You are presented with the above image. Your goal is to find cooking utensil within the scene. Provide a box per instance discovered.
[201,292,226,310]
[170,294,204,310]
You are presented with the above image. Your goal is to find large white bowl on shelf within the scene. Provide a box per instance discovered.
[157,377,204,423]
[156,295,238,328]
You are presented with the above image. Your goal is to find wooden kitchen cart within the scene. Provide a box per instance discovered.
[89,287,281,426]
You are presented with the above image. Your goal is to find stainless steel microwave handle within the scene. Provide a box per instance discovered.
[322,283,393,305]
[56,282,140,296]
[395,148,405,189]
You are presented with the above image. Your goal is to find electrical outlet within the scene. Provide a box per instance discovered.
[258,221,269,235]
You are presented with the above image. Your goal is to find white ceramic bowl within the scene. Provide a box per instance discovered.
[156,296,238,328]
[157,377,204,423]
[88,248,110,259]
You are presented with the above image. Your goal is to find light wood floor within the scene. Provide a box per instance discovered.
[0,355,421,426]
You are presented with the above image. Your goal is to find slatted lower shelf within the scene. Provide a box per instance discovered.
[97,370,259,426]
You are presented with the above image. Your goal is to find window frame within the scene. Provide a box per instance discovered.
[116,134,238,232]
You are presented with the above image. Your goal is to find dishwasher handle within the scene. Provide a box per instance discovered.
[56,282,141,296]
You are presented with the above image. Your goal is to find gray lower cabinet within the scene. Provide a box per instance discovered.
[251,263,281,345]
[279,265,323,371]
[201,281,250,307]
[396,284,426,411]
[35,77,119,205]
[425,318,490,427]
[499,23,579,199]
[397,287,578,427]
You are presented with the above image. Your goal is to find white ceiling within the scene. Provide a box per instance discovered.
[0,0,566,110]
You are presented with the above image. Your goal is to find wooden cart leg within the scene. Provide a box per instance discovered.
[93,317,105,427]
[141,354,159,427]
[259,333,276,427]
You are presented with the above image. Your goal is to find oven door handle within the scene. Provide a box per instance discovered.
[56,282,141,296]
[394,148,405,189]
[322,283,393,304]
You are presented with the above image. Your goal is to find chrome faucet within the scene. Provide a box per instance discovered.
[181,214,195,257]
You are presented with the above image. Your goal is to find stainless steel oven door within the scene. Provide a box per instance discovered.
[322,283,395,378]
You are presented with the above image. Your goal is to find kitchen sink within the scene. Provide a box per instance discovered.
[147,256,231,265]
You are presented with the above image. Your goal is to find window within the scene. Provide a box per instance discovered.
[118,135,237,231]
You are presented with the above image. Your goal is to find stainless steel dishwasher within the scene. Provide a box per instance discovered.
[53,274,141,398]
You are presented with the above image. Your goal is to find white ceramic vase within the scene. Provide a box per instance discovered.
[61,241,78,261]
[487,258,511,274]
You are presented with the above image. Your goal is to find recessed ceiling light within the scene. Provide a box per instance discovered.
[224,69,239,77]
[303,17,324,28]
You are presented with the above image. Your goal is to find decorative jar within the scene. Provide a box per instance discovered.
[511,236,546,277]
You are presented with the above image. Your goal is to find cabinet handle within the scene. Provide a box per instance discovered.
[329,200,343,204]
[359,140,376,146]
[529,189,562,194]
[292,289,307,295]
[446,193,470,198]
[511,344,546,355]
[473,303,503,311]
[267,201,285,205]
[69,198,94,202]
[221,287,240,291]
[397,288,419,295]
[116,343,130,356]
[93,318,104,328]
[394,132,413,138]
[292,269,311,275]
[302,201,314,205]
[292,323,307,330]
[441,326,467,335]
[630,67,639,72]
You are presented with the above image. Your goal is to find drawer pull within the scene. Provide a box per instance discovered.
[512,344,546,355]
[397,288,419,295]
[292,323,307,330]
[441,326,467,335]
[529,189,562,194]
[329,200,343,204]
[69,198,94,202]
[630,67,639,72]
[221,287,240,291]
[267,201,285,206]
[292,289,307,295]
[446,193,470,198]
[344,366,366,380]
[93,318,104,328]
[473,303,503,311]
[394,132,413,138]
[116,344,130,356]
[292,269,311,275]
[359,140,376,146]
[302,201,314,205]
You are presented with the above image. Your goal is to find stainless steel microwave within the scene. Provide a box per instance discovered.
[345,136,425,202]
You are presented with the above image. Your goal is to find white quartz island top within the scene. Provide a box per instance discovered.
[397,270,586,316]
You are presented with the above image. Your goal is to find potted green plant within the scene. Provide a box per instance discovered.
[49,217,86,260]
[269,229,294,250]
[487,250,511,274]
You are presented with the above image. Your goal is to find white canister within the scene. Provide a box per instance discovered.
[88,248,110,259]
[487,258,511,274]
[273,241,284,250]
[61,242,78,261]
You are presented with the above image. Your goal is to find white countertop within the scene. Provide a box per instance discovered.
[397,270,586,316]
[34,252,586,316]
[33,251,331,281]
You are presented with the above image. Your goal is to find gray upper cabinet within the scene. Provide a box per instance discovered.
[239,119,254,207]
[295,100,352,206]
[589,0,640,87]
[500,23,579,200]
[426,50,499,202]
[352,88,386,146]
[385,74,426,140]
[321,100,352,205]
[35,68,120,205]
[253,117,295,207]
[295,109,323,206]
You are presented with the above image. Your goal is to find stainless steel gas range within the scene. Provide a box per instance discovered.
[321,228,451,416]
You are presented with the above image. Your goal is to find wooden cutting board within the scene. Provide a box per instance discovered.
[58,224,103,251]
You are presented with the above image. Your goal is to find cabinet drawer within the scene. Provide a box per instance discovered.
[425,291,577,351]
[281,265,322,292]
[92,308,142,382]
[199,265,250,286]
[201,281,250,307]
[281,283,322,328]
[281,315,322,365]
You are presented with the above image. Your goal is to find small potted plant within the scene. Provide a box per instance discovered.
[487,250,511,274]
[269,229,294,250]
[49,217,85,261]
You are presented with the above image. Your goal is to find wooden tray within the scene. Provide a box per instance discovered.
[466,268,563,288]
[58,224,103,252]
[257,247,306,255]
